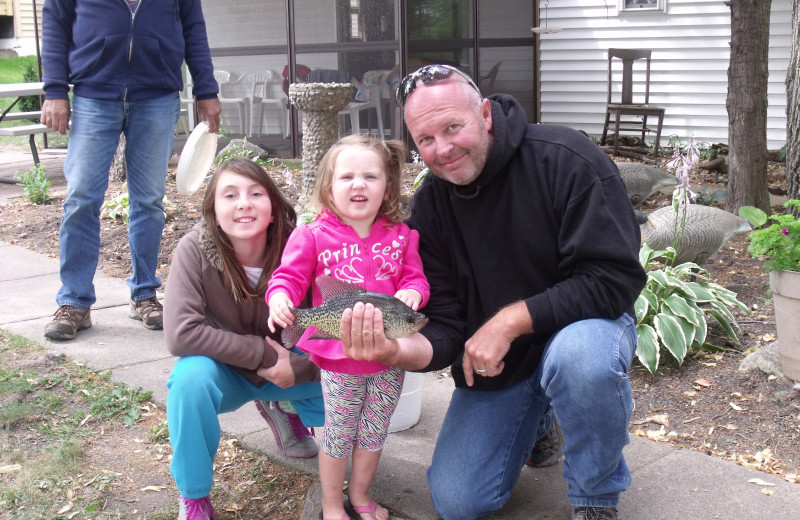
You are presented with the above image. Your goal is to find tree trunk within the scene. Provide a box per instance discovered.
[725,0,772,215]
[110,134,126,183]
[787,0,800,203]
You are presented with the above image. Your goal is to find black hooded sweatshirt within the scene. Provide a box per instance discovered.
[406,94,647,390]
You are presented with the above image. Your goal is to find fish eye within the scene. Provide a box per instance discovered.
[406,316,415,324]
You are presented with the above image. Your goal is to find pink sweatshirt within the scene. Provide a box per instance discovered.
[267,210,430,375]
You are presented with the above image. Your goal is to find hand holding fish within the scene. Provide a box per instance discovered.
[267,291,295,333]
[257,337,296,388]
[340,302,397,363]
[463,301,533,387]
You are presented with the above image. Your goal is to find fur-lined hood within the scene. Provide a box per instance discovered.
[195,220,225,273]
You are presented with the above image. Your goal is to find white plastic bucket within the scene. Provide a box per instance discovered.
[388,371,423,433]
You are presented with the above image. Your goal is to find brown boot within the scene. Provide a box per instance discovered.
[44,305,92,340]
[129,296,163,330]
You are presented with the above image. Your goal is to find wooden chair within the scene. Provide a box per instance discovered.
[600,49,665,157]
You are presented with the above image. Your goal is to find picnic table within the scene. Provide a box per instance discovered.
[0,82,50,164]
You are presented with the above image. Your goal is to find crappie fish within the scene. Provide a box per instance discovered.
[282,275,428,348]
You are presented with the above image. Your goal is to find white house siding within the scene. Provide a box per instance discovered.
[539,0,791,150]
[0,0,42,56]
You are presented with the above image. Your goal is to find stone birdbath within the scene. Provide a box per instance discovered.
[288,82,354,211]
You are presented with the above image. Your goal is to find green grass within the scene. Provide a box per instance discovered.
[0,329,154,518]
[0,55,38,86]
[0,56,68,151]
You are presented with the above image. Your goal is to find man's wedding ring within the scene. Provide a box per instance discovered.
[476,368,487,373]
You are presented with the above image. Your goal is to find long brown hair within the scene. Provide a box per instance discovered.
[311,134,407,223]
[202,158,297,302]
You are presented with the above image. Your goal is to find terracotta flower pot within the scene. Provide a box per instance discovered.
[769,270,800,382]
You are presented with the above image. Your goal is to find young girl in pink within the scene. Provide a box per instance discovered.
[267,134,429,520]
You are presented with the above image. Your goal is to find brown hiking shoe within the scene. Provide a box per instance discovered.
[129,296,163,330]
[44,305,92,340]
[526,416,565,468]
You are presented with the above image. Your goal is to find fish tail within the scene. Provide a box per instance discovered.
[281,309,305,349]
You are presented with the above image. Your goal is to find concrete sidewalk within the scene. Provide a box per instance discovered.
[1,166,798,519]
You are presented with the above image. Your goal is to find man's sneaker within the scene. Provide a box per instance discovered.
[178,496,215,520]
[571,506,618,520]
[526,416,565,468]
[255,400,319,458]
[44,305,91,340]
[129,296,163,330]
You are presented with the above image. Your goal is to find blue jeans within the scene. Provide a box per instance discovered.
[56,93,180,309]
[166,355,325,499]
[427,314,637,519]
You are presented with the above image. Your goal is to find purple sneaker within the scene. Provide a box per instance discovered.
[255,400,319,458]
[178,496,215,520]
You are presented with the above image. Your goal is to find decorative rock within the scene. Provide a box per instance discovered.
[739,342,792,385]
[639,205,753,265]
[289,82,354,211]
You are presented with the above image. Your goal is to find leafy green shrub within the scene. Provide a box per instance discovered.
[18,63,42,117]
[13,163,50,204]
[634,244,749,374]
[740,199,800,273]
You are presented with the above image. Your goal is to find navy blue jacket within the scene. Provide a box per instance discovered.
[42,0,218,101]
[407,94,647,390]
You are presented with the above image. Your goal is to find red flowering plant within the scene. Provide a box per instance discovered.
[740,199,800,272]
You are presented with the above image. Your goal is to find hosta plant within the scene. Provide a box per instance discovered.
[634,244,749,374]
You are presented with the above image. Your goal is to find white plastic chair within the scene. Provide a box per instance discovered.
[243,70,288,137]
[213,70,250,135]
[338,78,384,139]
[177,82,195,135]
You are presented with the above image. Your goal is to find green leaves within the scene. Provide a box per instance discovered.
[634,244,748,374]
[101,192,130,223]
[13,163,50,205]
[742,199,800,273]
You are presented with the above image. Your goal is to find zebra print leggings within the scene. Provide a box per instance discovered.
[320,366,405,458]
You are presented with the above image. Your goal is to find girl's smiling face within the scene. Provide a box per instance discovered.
[214,169,274,248]
[330,145,387,235]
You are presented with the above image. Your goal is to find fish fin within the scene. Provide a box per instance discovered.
[308,329,338,340]
[316,274,365,301]
[280,308,304,348]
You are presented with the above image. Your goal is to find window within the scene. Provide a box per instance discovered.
[618,0,666,12]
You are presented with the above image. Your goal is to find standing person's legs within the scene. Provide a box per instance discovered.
[45,96,125,340]
[427,372,549,520]
[55,96,125,309]
[540,314,637,510]
[122,93,180,326]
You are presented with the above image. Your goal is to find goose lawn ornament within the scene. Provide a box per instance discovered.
[639,205,753,266]
[616,162,679,206]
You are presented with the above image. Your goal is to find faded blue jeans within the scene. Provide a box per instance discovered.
[427,314,637,519]
[166,355,325,498]
[56,93,180,309]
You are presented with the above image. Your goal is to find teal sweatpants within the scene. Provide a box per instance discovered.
[166,355,324,498]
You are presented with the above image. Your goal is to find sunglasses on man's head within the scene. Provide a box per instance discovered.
[396,64,480,104]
